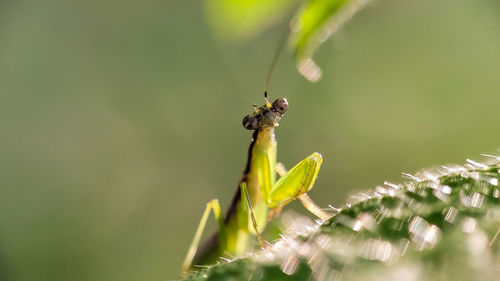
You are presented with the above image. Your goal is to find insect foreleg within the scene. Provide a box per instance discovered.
[268,153,332,220]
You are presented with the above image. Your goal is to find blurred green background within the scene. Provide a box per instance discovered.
[1,0,500,280]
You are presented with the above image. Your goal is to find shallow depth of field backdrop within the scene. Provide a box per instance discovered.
[1,0,500,280]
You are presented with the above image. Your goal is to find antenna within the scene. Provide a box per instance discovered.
[264,29,289,99]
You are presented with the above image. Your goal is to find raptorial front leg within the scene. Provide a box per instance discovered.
[268,153,332,220]
[268,162,287,220]
[181,199,226,276]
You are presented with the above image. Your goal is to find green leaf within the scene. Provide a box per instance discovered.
[204,0,370,81]
[290,0,370,81]
[183,155,500,281]
[204,0,298,40]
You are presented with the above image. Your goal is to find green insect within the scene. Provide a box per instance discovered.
[180,91,331,276]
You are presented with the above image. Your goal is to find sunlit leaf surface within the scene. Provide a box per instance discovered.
[184,155,500,281]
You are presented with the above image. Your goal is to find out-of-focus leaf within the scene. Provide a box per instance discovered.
[204,0,371,81]
[290,0,370,81]
[205,0,298,40]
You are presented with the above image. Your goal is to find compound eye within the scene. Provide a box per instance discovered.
[272,98,289,114]
[242,115,259,130]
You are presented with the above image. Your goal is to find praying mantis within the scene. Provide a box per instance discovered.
[180,90,332,276]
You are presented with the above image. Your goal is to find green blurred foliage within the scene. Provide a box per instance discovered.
[290,0,367,80]
[205,0,297,39]
[207,0,370,80]
[290,0,351,57]
[0,0,500,280]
